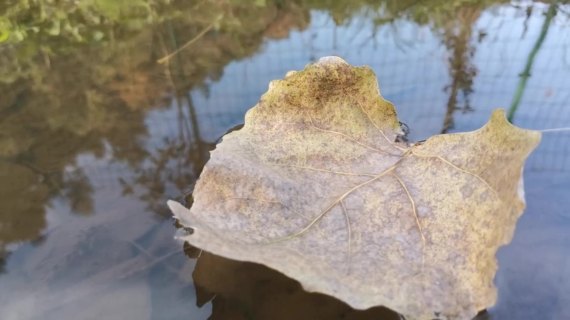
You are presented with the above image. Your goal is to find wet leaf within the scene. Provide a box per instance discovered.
[168,57,541,320]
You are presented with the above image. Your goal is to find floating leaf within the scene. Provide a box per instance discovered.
[168,57,541,320]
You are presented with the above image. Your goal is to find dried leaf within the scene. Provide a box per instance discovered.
[168,57,541,320]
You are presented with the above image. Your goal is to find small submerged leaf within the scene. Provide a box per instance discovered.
[168,57,540,320]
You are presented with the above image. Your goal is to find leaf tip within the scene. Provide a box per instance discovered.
[167,200,190,221]
[490,108,507,121]
[314,55,349,66]
[487,108,542,145]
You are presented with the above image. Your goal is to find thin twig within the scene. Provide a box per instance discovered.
[508,4,556,122]
[158,23,215,64]
[541,127,570,133]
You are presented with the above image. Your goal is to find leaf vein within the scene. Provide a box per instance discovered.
[392,172,426,271]
[308,115,401,157]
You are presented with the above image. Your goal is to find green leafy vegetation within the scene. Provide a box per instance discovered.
[0,0,310,266]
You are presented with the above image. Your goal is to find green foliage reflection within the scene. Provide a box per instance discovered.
[0,0,545,270]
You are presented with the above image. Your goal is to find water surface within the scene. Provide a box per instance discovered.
[0,1,569,319]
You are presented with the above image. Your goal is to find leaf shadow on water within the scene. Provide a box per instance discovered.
[184,243,401,320]
[182,242,492,320]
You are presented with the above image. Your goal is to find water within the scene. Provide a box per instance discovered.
[0,1,569,319]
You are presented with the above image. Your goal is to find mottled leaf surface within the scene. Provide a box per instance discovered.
[168,57,541,320]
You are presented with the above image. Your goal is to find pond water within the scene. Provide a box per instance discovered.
[0,1,569,319]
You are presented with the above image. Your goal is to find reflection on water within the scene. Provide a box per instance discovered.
[190,247,401,320]
[190,247,496,320]
[0,1,569,319]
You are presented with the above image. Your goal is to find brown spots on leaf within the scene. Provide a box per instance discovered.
[170,57,541,320]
